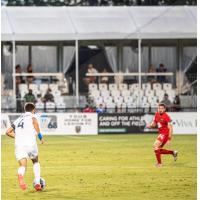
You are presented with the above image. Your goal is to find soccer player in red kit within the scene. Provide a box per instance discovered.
[147,103,178,167]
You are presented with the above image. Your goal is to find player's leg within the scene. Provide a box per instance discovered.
[159,136,178,161]
[17,158,27,190]
[31,156,42,191]
[153,139,163,167]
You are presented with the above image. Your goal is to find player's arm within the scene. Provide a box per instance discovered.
[6,126,15,138]
[32,117,44,144]
[168,123,173,140]
[146,121,157,129]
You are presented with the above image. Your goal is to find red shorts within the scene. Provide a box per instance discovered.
[156,134,169,147]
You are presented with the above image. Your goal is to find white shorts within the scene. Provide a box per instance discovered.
[15,144,38,161]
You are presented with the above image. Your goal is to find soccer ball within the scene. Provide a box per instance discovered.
[33,177,46,190]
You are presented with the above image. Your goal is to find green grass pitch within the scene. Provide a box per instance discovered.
[2,134,196,200]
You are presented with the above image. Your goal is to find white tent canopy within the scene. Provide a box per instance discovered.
[1,6,197,41]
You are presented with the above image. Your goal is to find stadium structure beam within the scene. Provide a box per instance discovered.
[75,40,79,107]
[12,40,16,96]
[138,38,142,89]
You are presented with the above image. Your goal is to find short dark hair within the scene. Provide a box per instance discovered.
[158,103,166,109]
[24,102,35,112]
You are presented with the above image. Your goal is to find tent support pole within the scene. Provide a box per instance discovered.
[138,38,142,89]
[12,40,16,96]
[75,40,79,107]
[138,38,142,109]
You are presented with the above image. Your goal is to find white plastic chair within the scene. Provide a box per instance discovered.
[103,96,113,104]
[46,102,56,112]
[114,96,123,104]
[163,83,172,90]
[109,84,118,91]
[121,90,131,97]
[153,83,162,90]
[119,83,128,91]
[29,84,38,91]
[145,90,154,97]
[129,83,140,92]
[89,83,98,91]
[111,90,121,97]
[142,83,151,90]
[124,96,133,104]
[99,83,108,91]
[101,90,110,97]
[39,84,49,93]
[35,102,45,111]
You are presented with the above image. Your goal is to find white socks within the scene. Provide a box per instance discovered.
[18,166,25,176]
[33,162,41,184]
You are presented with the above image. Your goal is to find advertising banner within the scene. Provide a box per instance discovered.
[98,112,197,134]
[98,113,146,133]
[1,113,98,135]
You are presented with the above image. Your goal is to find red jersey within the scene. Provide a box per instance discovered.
[83,107,94,113]
[153,112,171,135]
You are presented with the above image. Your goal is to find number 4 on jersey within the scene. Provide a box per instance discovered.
[17,119,24,128]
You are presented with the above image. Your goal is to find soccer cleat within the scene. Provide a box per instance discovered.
[173,150,178,161]
[34,184,42,191]
[18,175,27,190]
[155,163,163,168]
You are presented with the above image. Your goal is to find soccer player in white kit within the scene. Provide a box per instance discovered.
[6,102,44,191]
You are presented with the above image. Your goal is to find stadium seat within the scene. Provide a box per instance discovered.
[129,83,140,92]
[119,83,128,91]
[121,90,131,97]
[29,84,38,91]
[114,96,123,104]
[105,102,116,113]
[39,84,49,93]
[56,102,66,112]
[90,90,100,98]
[124,96,133,104]
[103,96,113,104]
[94,96,103,105]
[35,102,44,111]
[132,89,144,98]
[89,83,98,91]
[142,102,150,112]
[99,83,108,91]
[101,90,110,97]
[52,90,61,97]
[148,96,158,104]
[109,83,118,91]
[142,96,148,103]
[111,90,121,97]
[155,90,165,98]
[145,89,154,97]
[55,96,64,104]
[46,102,56,112]
[49,84,59,91]
[163,83,172,90]
[142,83,151,90]
[19,84,28,91]
[153,83,162,90]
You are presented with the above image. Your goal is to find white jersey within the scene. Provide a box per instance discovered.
[12,112,38,147]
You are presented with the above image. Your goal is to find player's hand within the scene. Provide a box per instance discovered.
[166,140,171,146]
[146,124,151,129]
[41,138,44,144]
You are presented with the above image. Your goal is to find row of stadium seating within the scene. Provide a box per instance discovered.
[18,83,68,99]
[88,83,176,108]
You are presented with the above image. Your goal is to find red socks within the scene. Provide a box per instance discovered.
[154,149,174,164]
[159,149,174,155]
[154,149,161,164]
